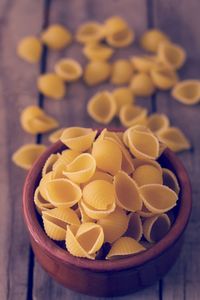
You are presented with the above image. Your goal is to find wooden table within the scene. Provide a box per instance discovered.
[0,0,199,299]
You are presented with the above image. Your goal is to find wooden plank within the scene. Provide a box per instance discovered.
[152,0,200,299]
[0,1,44,300]
[33,0,159,299]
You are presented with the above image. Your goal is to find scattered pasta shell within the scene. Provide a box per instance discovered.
[111,59,133,85]
[114,171,142,212]
[146,113,170,134]
[80,199,116,220]
[41,24,72,50]
[83,43,114,61]
[139,184,178,214]
[126,213,143,241]
[84,61,111,86]
[63,153,96,184]
[157,42,186,70]
[132,164,163,186]
[92,138,122,175]
[158,127,191,152]
[129,73,155,97]
[106,28,134,48]
[140,29,170,53]
[104,16,129,35]
[66,224,95,259]
[42,153,60,177]
[112,87,134,115]
[143,214,171,243]
[34,186,54,214]
[128,126,160,160]
[12,144,46,170]
[172,80,200,105]
[150,66,178,90]
[130,55,158,73]
[76,21,104,44]
[37,73,66,100]
[49,128,65,143]
[119,104,147,128]
[162,168,180,195]
[17,36,42,63]
[60,127,97,152]
[87,91,116,124]
[44,178,82,207]
[106,237,145,259]
[97,207,129,243]
[76,222,104,254]
[54,58,83,82]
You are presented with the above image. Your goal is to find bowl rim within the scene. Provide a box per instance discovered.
[23,132,192,272]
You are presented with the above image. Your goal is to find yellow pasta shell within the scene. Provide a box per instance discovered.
[130,55,158,73]
[78,202,94,223]
[81,170,113,187]
[143,213,171,243]
[92,138,122,175]
[112,87,134,115]
[140,29,170,53]
[157,127,191,152]
[129,73,155,97]
[126,213,143,241]
[132,164,163,186]
[137,203,157,218]
[106,237,145,259]
[84,61,111,86]
[111,59,133,85]
[41,24,72,50]
[114,171,142,212]
[80,199,116,220]
[12,144,46,170]
[83,43,114,61]
[104,16,129,35]
[39,171,54,200]
[44,178,82,207]
[55,58,83,82]
[37,73,66,100]
[132,158,162,172]
[63,153,96,183]
[162,168,180,195]
[49,128,65,143]
[60,127,97,152]
[119,104,147,128]
[76,22,104,44]
[17,36,42,63]
[139,184,178,214]
[172,80,200,105]
[150,67,178,90]
[42,154,60,177]
[42,217,66,241]
[146,113,170,134]
[34,186,54,215]
[157,42,186,70]
[106,28,134,48]
[87,91,116,124]
[97,207,129,243]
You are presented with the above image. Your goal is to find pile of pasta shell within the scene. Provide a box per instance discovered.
[34,126,180,260]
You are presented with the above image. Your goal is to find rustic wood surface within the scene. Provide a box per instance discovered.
[0,0,199,299]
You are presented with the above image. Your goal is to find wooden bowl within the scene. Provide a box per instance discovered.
[23,135,192,297]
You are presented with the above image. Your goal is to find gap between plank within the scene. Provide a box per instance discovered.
[26,1,52,300]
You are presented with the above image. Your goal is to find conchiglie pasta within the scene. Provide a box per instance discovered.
[42,153,60,177]
[104,16,129,35]
[76,22,104,44]
[157,127,191,152]
[143,214,171,243]
[39,171,54,200]
[78,202,94,223]
[130,55,158,73]
[146,113,170,134]
[140,29,170,53]
[12,144,46,170]
[37,73,66,100]
[41,24,72,50]
[139,184,178,214]
[132,164,163,186]
[129,73,155,97]
[87,91,116,124]
[119,104,147,128]
[114,171,142,212]
[17,36,42,63]
[106,237,145,259]
[53,149,80,172]
[54,58,83,82]
[83,43,114,61]
[150,66,178,90]
[126,213,143,241]
[112,87,134,115]
[172,80,200,105]
[111,59,133,85]
[80,199,116,220]
[157,42,186,70]
[137,203,157,218]
[49,128,65,143]
[132,157,162,172]
[34,186,54,214]
[162,168,180,195]
[81,170,113,187]
[60,127,97,152]
[84,61,111,86]
[106,28,134,48]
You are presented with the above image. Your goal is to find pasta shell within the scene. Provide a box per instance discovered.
[39,171,54,200]
[76,22,104,44]
[130,55,158,73]
[42,154,60,177]
[87,91,116,124]
[150,66,178,90]
[162,168,180,195]
[97,207,129,243]
[132,158,162,172]
[106,237,145,259]
[80,199,116,220]
[106,28,134,48]
[111,59,133,85]
[158,127,191,152]
[83,180,115,210]
[54,58,83,82]
[129,73,155,97]
[84,61,111,86]
[127,126,160,160]
[76,222,104,254]
[112,87,134,115]
[119,104,147,128]
[172,80,200,105]
[83,43,114,61]
[143,214,171,243]
[34,186,54,215]
[140,29,170,53]
[49,128,65,143]
[37,73,66,100]
[132,164,163,186]
[137,203,157,218]
[52,150,80,179]
[123,125,152,148]
[81,170,113,187]
[63,153,96,184]
[44,178,82,207]
[78,202,94,223]
[146,113,170,134]
[12,144,46,170]
[60,127,97,152]
[104,16,129,35]
[126,213,143,241]
[92,138,122,175]
[17,36,42,63]
[41,24,72,50]
[157,42,186,70]
[114,171,142,212]
[66,225,95,259]
[139,184,178,214]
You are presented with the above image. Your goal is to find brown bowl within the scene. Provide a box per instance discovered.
[23,133,192,297]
